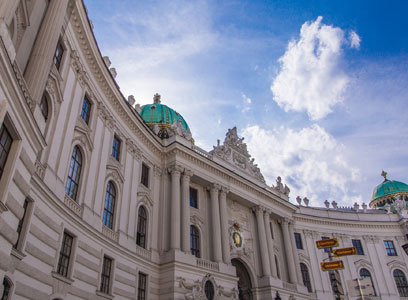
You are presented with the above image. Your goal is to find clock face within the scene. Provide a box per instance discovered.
[233,232,242,248]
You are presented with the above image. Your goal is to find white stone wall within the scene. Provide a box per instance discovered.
[0,1,407,300]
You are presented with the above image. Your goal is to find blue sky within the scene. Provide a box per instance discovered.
[84,0,408,207]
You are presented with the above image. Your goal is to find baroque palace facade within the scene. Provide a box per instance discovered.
[1,1,408,300]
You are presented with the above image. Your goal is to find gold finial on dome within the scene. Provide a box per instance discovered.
[381,170,388,181]
[153,93,161,104]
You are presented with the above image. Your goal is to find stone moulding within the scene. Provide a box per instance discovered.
[135,244,151,260]
[102,225,119,242]
[196,258,219,271]
[64,194,82,217]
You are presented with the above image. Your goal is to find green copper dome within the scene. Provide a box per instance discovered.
[369,171,408,208]
[139,94,192,140]
[139,94,189,131]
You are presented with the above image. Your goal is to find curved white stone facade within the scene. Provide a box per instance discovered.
[0,1,407,300]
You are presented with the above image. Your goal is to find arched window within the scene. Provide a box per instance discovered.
[40,94,49,121]
[190,225,200,258]
[360,268,376,295]
[65,146,82,201]
[300,263,312,292]
[1,277,12,300]
[394,269,408,297]
[136,206,147,248]
[204,281,214,300]
[103,181,116,229]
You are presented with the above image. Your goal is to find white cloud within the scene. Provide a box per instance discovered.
[349,30,361,49]
[242,124,361,206]
[271,16,357,120]
[241,93,252,112]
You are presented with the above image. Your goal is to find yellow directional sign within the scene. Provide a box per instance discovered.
[321,260,344,271]
[333,247,357,257]
[316,238,338,249]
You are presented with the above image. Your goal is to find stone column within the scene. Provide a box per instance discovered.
[210,184,222,262]
[181,169,193,253]
[254,206,271,277]
[24,0,69,103]
[289,221,303,284]
[264,210,277,277]
[169,165,183,250]
[219,186,231,264]
[281,218,297,284]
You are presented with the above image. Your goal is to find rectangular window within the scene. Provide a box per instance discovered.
[270,223,274,239]
[81,96,91,124]
[53,40,64,70]
[112,135,121,161]
[294,232,303,249]
[0,124,13,180]
[141,163,149,187]
[384,240,397,256]
[137,273,147,300]
[322,236,330,253]
[352,239,364,255]
[100,256,113,294]
[189,187,198,208]
[57,232,74,277]
[14,199,29,249]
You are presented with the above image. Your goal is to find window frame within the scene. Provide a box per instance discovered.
[359,268,376,296]
[300,263,312,292]
[294,232,303,250]
[56,232,74,278]
[136,206,147,248]
[394,269,408,297]
[111,135,121,161]
[80,95,92,125]
[1,277,13,300]
[204,280,215,300]
[189,187,198,208]
[13,198,34,252]
[65,145,83,201]
[190,225,200,258]
[40,93,49,122]
[384,240,397,256]
[103,181,116,229]
[100,256,113,295]
[137,273,148,300]
[53,39,64,70]
[352,239,364,255]
[0,124,13,181]
[140,163,149,188]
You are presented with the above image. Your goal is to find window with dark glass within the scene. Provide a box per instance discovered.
[103,181,116,229]
[100,256,112,294]
[360,268,376,295]
[14,199,29,249]
[394,269,408,297]
[65,146,82,201]
[1,277,11,300]
[384,240,397,256]
[53,40,64,70]
[275,255,280,279]
[81,96,91,124]
[40,94,49,121]
[270,222,274,239]
[137,273,147,300]
[57,232,73,277]
[0,124,12,181]
[190,225,200,258]
[322,236,330,253]
[204,281,215,300]
[352,239,364,255]
[112,135,121,161]
[190,187,198,208]
[136,206,147,248]
[300,263,312,292]
[141,163,149,187]
[294,232,303,249]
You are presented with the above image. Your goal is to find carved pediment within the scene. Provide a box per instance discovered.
[106,161,124,184]
[74,121,94,151]
[212,127,265,182]
[137,191,153,207]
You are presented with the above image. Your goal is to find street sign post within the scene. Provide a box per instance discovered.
[347,278,375,298]
[333,247,357,257]
[316,238,339,249]
[320,260,344,271]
